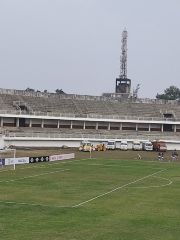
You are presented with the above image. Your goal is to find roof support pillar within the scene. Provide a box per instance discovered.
[0,117,3,127]
[161,124,163,132]
[41,119,44,128]
[16,118,19,127]
[70,121,73,130]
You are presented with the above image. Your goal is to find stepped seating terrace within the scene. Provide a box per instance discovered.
[0,89,180,120]
[5,126,179,141]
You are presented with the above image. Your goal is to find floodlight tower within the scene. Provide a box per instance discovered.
[115,29,131,97]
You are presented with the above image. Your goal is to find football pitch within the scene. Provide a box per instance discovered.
[0,152,180,240]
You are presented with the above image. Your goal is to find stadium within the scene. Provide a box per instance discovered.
[0,45,180,240]
[0,29,180,151]
[0,87,180,150]
[0,89,180,240]
[1,7,180,239]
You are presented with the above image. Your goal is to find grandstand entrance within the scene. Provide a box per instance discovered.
[19,118,25,127]
[163,124,172,132]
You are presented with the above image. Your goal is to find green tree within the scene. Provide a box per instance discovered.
[156,86,180,100]
[55,89,65,94]
[25,87,35,92]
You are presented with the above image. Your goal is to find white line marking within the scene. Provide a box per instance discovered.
[0,201,70,208]
[0,159,173,209]
[72,168,167,208]
[124,176,172,188]
[0,158,90,173]
[88,164,103,166]
[87,164,119,167]
[0,169,69,183]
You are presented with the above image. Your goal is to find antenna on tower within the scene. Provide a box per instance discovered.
[120,28,128,79]
[115,28,131,98]
[101,29,132,99]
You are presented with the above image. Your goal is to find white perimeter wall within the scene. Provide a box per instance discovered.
[3,137,180,150]
[0,135,4,149]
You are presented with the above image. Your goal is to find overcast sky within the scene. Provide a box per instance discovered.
[0,0,180,98]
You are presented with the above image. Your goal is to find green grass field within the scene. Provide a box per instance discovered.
[0,149,180,240]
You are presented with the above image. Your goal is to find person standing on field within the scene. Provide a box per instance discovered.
[171,152,175,161]
[174,150,178,161]
[161,152,164,161]
[158,152,161,161]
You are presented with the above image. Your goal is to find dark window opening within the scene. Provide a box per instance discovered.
[163,113,173,118]
[19,118,25,127]
[163,124,172,132]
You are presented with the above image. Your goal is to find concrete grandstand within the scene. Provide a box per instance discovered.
[0,88,180,150]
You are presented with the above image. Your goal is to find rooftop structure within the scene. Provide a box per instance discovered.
[115,29,131,98]
[102,29,131,98]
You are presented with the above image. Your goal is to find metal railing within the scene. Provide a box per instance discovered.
[0,109,179,122]
[5,131,180,141]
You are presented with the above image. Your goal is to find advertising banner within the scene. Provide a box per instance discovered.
[64,153,75,159]
[5,158,15,166]
[49,155,58,162]
[49,153,75,162]
[5,157,29,165]
[0,159,5,166]
[29,156,49,163]
[56,155,64,160]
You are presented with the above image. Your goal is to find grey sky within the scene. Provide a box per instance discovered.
[0,0,180,98]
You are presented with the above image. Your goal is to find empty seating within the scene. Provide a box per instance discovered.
[0,89,179,120]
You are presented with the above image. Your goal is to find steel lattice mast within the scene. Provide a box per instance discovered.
[120,29,128,79]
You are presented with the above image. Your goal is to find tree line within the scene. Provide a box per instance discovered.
[25,88,65,94]
[156,86,180,100]
[25,85,180,99]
